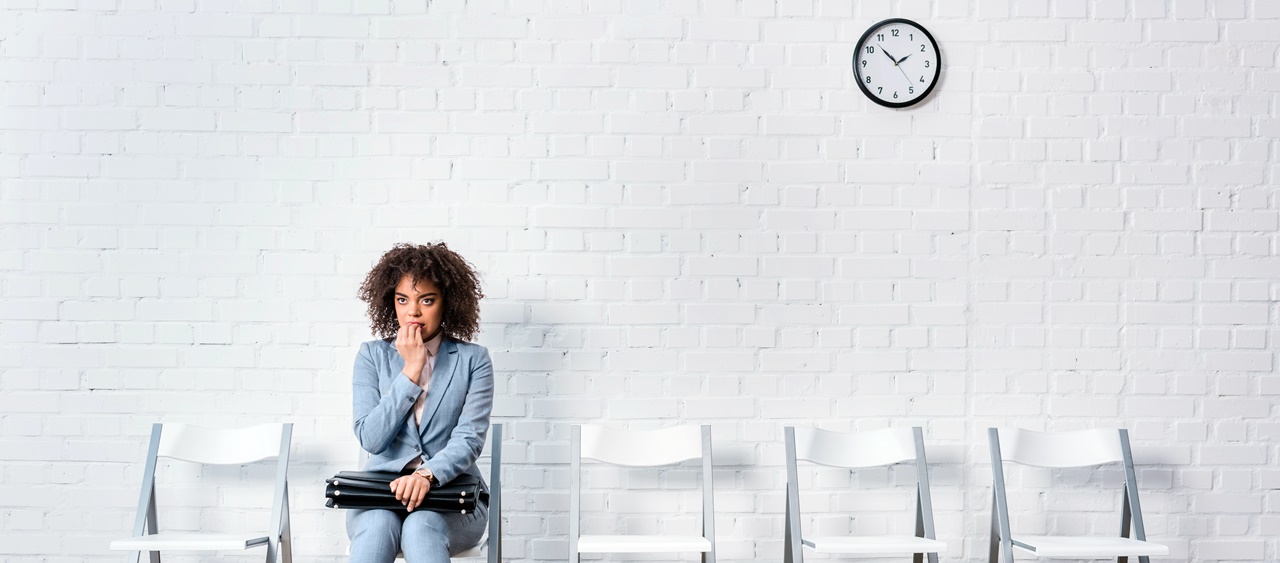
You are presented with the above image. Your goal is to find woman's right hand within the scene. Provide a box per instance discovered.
[395,323,428,384]
[390,473,432,512]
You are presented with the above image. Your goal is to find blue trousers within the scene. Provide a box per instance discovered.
[347,502,488,563]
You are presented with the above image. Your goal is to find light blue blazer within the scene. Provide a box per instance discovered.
[351,337,494,489]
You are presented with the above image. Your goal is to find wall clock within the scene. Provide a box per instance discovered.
[852,18,941,108]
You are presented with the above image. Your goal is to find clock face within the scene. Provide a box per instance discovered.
[853,18,941,108]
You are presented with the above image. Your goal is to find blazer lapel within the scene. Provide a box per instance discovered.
[418,338,459,437]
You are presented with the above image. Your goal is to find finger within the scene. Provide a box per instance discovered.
[411,481,427,512]
[406,480,418,511]
[409,479,422,510]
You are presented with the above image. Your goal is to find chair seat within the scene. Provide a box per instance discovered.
[110,532,270,551]
[578,534,713,553]
[803,535,947,555]
[1013,536,1169,558]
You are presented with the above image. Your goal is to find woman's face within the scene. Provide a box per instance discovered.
[393,274,443,342]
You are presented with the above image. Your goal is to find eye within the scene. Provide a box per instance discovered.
[422,298,434,306]
[396,297,407,304]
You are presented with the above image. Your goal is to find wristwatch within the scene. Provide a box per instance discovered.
[414,466,438,486]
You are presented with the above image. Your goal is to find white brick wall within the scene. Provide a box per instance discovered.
[1,1,1276,561]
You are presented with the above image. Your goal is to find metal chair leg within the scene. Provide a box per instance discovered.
[988,493,1001,563]
[913,493,924,563]
[783,428,804,563]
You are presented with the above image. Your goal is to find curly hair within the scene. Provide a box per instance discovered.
[358,242,484,342]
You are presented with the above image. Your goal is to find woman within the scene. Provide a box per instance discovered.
[348,242,493,563]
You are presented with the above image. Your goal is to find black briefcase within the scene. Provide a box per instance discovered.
[325,470,486,514]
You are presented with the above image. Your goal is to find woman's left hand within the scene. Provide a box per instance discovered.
[390,473,432,512]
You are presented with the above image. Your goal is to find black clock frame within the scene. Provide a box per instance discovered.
[852,18,942,109]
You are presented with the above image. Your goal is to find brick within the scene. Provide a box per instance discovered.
[691,162,763,182]
[611,208,683,229]
[530,255,603,276]
[535,160,609,180]
[685,352,755,372]
[529,17,605,40]
[685,304,755,324]
[608,304,679,324]
[529,304,602,324]
[760,351,831,372]
[457,67,533,87]
[689,20,759,41]
[607,256,680,277]
[531,114,603,134]
[608,114,680,134]
[455,160,532,181]
[687,116,758,135]
[693,68,767,88]
[606,350,676,371]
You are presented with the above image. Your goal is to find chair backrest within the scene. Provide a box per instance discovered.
[991,428,1125,468]
[792,426,920,469]
[157,423,289,464]
[579,424,704,467]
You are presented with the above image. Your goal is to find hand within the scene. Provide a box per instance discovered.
[881,47,899,65]
[894,61,913,85]
[896,54,911,65]
[395,323,428,384]
[390,473,432,512]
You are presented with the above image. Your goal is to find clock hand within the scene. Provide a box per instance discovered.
[880,47,899,65]
[894,62,913,85]
[897,54,911,64]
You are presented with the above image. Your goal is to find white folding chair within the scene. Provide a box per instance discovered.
[784,426,945,563]
[987,428,1170,563]
[347,423,503,562]
[110,422,293,563]
[569,424,716,563]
